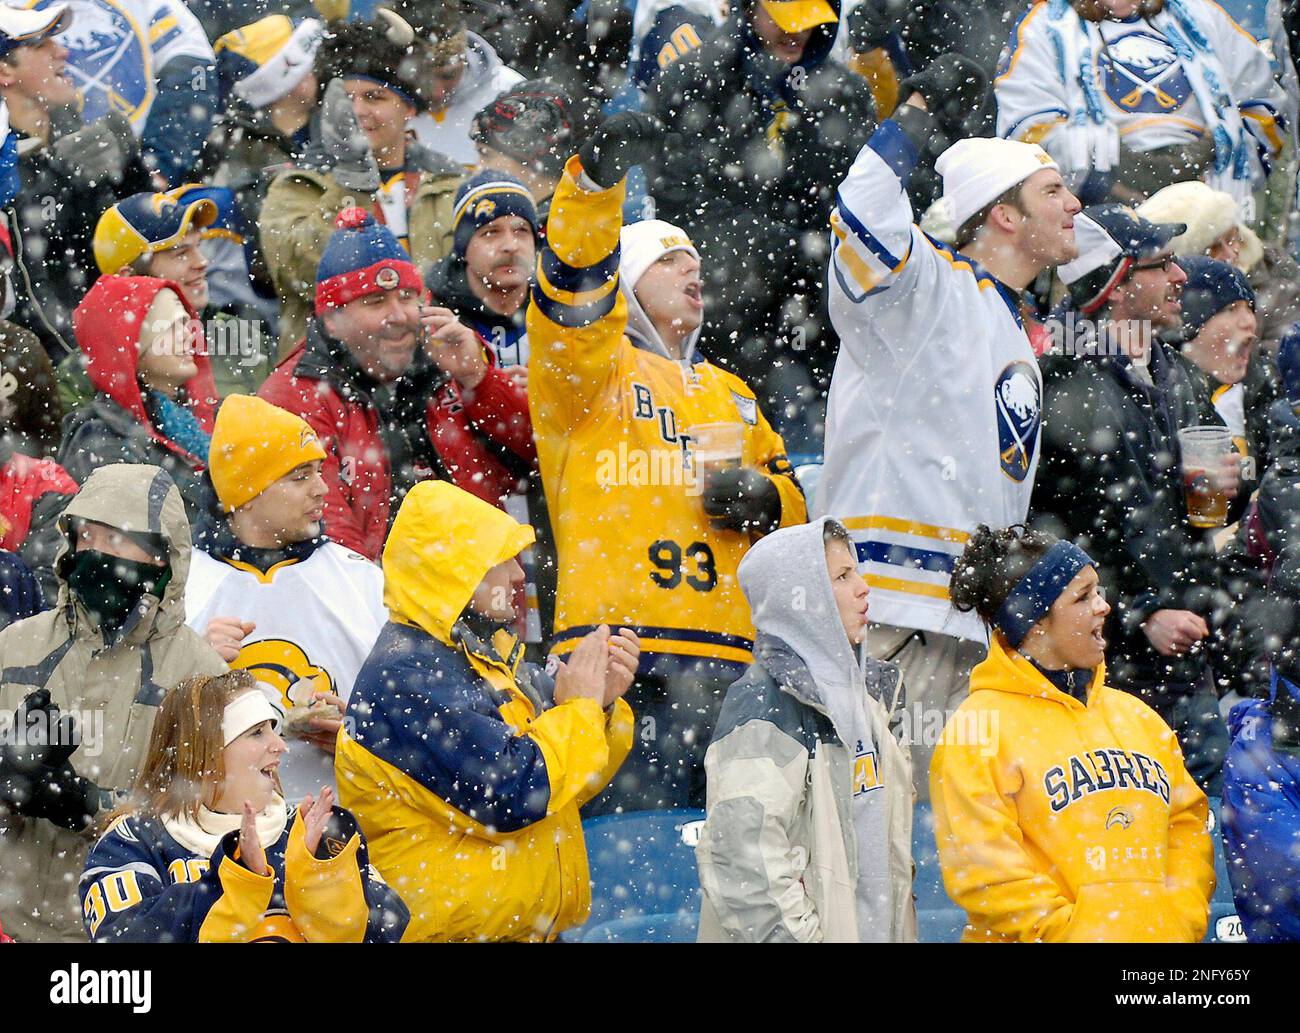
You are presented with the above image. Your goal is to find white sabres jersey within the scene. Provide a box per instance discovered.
[28,0,214,135]
[995,1,1286,158]
[184,542,388,801]
[818,121,1042,643]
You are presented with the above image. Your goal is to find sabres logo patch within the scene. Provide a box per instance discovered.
[1105,806,1135,830]
[995,361,1041,482]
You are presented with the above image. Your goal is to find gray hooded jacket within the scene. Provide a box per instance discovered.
[697,517,915,942]
[0,464,226,942]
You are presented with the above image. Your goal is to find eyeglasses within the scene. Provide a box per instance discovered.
[1133,255,1176,273]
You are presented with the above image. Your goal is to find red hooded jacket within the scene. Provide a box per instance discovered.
[71,275,218,466]
[259,320,536,561]
[0,449,76,550]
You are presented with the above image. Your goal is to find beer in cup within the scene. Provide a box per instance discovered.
[1178,426,1235,529]
[689,422,744,492]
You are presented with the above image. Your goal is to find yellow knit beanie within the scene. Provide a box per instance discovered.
[210,395,327,511]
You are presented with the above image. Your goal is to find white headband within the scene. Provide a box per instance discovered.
[221,687,283,746]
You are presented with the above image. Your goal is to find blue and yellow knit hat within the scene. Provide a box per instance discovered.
[215,16,323,110]
[451,171,538,258]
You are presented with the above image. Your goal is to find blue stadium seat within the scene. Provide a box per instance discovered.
[1206,797,1246,943]
[565,809,706,943]
[912,802,966,941]
[580,913,700,943]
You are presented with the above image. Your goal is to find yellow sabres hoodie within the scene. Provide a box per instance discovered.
[930,633,1214,943]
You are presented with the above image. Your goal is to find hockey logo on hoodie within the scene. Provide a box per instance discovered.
[995,361,1041,482]
[1043,749,1172,813]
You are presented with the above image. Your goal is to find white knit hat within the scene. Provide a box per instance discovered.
[618,219,702,360]
[935,137,1060,234]
[619,219,699,293]
[1137,181,1264,272]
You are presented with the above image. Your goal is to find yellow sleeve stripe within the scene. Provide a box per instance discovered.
[1118,117,1206,137]
[831,213,884,295]
[926,239,1001,291]
[865,574,952,600]
[535,258,621,309]
[1019,118,1064,145]
[840,514,971,543]
[149,14,177,42]
[1242,109,1284,153]
[550,636,755,665]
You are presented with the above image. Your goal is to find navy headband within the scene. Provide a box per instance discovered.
[343,73,418,110]
[992,540,1095,647]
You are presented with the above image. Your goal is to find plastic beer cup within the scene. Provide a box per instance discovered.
[1178,426,1234,529]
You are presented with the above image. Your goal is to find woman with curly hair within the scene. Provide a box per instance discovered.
[930,524,1214,942]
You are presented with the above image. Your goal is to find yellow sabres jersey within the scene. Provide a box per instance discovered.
[527,157,807,667]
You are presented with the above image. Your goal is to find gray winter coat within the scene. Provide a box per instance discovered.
[0,464,226,942]
[697,517,916,943]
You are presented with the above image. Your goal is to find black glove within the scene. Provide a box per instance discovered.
[0,691,103,830]
[577,112,663,190]
[0,690,65,811]
[898,53,988,142]
[48,112,137,188]
[701,468,782,535]
[27,752,109,832]
[847,0,908,52]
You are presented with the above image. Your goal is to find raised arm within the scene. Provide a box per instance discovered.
[527,114,662,437]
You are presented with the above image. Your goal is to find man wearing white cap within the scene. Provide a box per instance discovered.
[817,58,1082,796]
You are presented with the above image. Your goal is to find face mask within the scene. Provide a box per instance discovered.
[66,549,172,634]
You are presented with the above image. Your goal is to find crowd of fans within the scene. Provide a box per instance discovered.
[0,0,1299,944]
